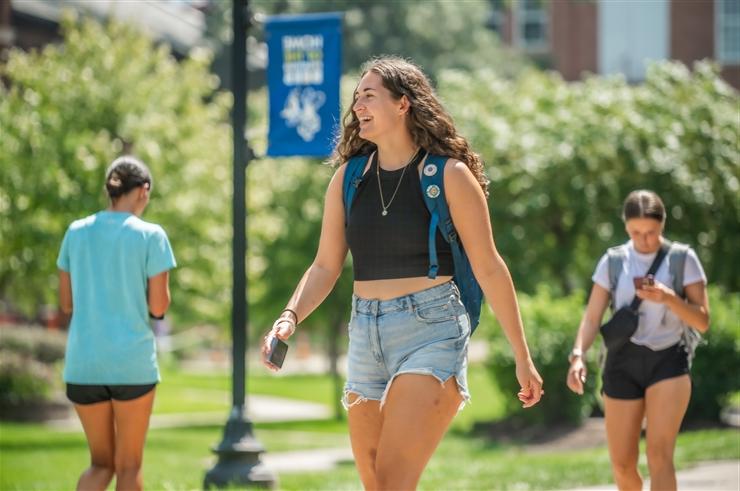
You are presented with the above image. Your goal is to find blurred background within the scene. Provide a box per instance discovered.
[0,1,738,490]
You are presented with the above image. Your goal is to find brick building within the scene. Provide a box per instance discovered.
[488,0,740,89]
[0,0,206,60]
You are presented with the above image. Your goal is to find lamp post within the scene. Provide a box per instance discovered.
[203,0,275,488]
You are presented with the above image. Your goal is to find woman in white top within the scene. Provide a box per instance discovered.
[566,189,709,491]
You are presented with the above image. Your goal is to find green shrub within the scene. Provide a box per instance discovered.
[0,15,232,326]
[0,325,66,408]
[0,352,54,406]
[440,61,739,294]
[485,286,740,426]
[0,325,66,363]
[687,287,740,421]
[485,286,600,426]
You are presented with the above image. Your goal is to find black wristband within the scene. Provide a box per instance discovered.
[149,312,165,320]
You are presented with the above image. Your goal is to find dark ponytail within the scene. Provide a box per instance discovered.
[105,156,152,200]
[622,190,666,224]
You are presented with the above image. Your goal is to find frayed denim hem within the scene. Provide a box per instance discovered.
[341,387,376,410]
[379,370,471,412]
[341,371,470,413]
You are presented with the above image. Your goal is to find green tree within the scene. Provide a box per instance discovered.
[206,0,530,87]
[439,61,739,293]
[0,14,233,326]
[247,155,352,418]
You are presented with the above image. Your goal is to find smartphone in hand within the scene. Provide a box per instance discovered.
[267,337,288,369]
[633,274,655,289]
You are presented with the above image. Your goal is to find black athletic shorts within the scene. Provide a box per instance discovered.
[602,341,689,400]
[66,383,157,405]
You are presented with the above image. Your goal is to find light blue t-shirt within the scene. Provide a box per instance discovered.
[57,211,176,384]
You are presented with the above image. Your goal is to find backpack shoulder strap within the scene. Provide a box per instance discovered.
[606,245,627,307]
[668,241,690,298]
[668,241,701,364]
[419,154,450,279]
[342,155,370,226]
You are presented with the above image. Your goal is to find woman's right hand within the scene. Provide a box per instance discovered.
[566,358,587,395]
[260,316,296,371]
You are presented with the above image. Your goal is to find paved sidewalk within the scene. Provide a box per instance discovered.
[567,460,740,491]
[262,446,354,474]
[46,394,331,431]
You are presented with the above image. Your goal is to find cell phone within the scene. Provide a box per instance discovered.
[633,275,655,289]
[267,337,288,369]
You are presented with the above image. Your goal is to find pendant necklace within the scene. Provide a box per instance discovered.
[376,149,420,216]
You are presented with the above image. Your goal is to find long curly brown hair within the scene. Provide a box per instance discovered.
[330,56,489,196]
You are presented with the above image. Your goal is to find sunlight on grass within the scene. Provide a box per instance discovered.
[154,365,337,415]
[2,364,737,490]
[2,420,737,490]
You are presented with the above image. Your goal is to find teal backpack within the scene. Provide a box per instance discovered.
[342,153,484,333]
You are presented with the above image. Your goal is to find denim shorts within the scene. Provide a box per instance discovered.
[342,281,471,410]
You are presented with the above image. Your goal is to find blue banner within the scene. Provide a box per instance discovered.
[265,13,342,157]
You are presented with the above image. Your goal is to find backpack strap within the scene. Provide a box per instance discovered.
[668,242,689,298]
[666,241,701,365]
[420,154,483,331]
[419,154,450,279]
[606,245,628,311]
[342,155,370,226]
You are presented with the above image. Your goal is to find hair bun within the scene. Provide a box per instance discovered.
[104,155,152,200]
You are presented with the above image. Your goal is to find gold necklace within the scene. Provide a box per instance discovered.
[376,149,419,216]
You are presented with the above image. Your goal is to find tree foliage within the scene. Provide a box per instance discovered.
[0,14,233,325]
[207,0,530,86]
[2,14,737,346]
[247,155,353,335]
[439,61,739,293]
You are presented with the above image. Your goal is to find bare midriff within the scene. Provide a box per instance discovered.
[353,275,453,301]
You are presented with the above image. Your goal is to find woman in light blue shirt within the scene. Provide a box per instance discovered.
[57,156,176,491]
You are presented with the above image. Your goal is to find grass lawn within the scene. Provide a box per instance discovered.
[278,429,740,491]
[1,364,738,490]
[152,368,337,414]
[1,421,737,490]
[153,360,506,432]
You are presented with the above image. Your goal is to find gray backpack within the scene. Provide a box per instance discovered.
[606,241,703,365]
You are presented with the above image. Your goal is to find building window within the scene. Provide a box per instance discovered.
[486,0,506,37]
[717,0,740,63]
[517,0,548,51]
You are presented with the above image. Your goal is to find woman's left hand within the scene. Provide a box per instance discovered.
[635,280,675,304]
[515,358,544,408]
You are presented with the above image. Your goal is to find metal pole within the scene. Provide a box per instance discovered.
[231,0,248,417]
[204,0,275,487]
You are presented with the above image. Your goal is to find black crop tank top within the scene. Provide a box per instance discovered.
[345,150,454,281]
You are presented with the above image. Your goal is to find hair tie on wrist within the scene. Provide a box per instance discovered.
[281,308,298,323]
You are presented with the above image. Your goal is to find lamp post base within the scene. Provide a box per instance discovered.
[203,408,276,489]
